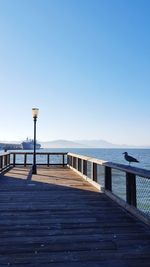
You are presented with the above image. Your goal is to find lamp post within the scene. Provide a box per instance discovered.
[32,108,39,174]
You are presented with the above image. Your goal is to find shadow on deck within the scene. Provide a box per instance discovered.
[0,167,150,267]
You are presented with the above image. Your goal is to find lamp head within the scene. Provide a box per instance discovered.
[32,108,39,118]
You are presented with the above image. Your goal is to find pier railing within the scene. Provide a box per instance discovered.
[10,152,68,167]
[67,153,150,225]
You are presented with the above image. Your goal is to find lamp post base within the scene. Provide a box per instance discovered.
[32,165,37,174]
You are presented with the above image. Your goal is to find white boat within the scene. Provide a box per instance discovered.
[21,138,41,150]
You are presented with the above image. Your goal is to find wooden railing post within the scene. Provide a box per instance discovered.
[83,160,87,176]
[24,154,27,167]
[92,162,97,182]
[78,158,81,172]
[4,155,7,167]
[7,154,10,166]
[105,166,112,191]
[126,172,137,207]
[13,153,16,167]
[0,156,3,170]
[47,154,50,167]
[73,157,77,169]
[63,154,65,167]
[76,157,78,170]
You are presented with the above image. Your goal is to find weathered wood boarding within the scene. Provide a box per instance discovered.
[0,166,150,266]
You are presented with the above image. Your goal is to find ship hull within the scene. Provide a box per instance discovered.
[22,142,41,150]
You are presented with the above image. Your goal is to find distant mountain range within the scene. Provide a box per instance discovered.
[41,140,86,148]
[40,139,149,148]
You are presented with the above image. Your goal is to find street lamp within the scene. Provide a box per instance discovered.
[32,108,39,174]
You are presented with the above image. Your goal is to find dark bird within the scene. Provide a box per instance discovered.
[123,152,139,165]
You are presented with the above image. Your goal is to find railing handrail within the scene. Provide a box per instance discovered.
[10,152,68,155]
[68,152,150,179]
[0,152,10,156]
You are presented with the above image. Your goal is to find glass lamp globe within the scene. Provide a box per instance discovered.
[32,108,39,118]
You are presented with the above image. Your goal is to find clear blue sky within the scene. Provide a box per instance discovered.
[0,0,150,145]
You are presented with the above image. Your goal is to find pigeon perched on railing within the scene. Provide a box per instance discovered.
[123,152,139,165]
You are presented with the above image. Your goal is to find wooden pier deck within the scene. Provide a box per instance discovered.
[0,167,150,267]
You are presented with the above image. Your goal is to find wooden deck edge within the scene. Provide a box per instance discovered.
[104,189,150,227]
[68,166,103,191]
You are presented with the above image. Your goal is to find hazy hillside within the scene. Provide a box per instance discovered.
[41,140,87,148]
[41,139,137,148]
[75,139,120,148]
